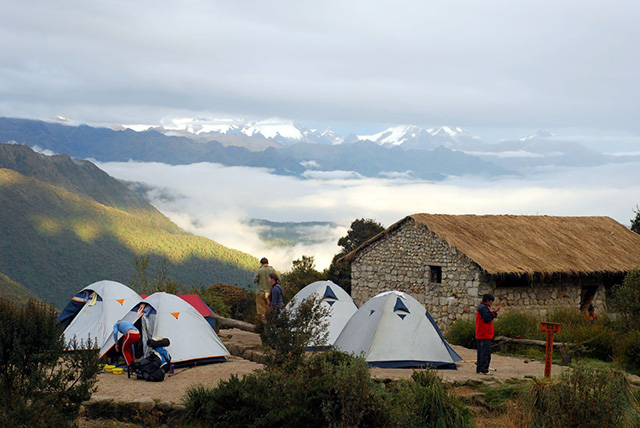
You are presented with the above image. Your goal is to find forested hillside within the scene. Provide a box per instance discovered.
[0,272,38,304]
[0,145,257,308]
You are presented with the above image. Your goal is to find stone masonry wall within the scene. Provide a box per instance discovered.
[351,218,608,331]
[351,219,483,330]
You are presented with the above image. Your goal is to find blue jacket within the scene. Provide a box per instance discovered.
[270,284,284,309]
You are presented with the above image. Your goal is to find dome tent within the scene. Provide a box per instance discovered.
[334,291,462,369]
[286,280,357,349]
[100,292,229,366]
[58,280,143,349]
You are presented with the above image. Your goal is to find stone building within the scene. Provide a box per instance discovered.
[342,214,640,331]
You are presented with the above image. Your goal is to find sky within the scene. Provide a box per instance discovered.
[3,1,640,272]
[1,1,640,140]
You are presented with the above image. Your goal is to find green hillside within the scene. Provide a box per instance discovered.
[0,163,257,308]
[0,272,38,304]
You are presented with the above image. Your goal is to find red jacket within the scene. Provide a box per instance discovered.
[475,302,498,340]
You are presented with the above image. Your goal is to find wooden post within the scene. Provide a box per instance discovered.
[540,322,561,378]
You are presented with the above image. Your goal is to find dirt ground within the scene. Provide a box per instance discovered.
[92,328,572,405]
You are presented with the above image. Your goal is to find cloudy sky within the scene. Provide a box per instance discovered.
[3,1,640,271]
[2,0,639,139]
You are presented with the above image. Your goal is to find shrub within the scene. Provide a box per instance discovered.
[206,283,256,322]
[183,350,473,428]
[610,268,640,331]
[183,351,389,428]
[391,370,474,428]
[281,255,324,302]
[523,365,640,427]
[547,307,614,360]
[494,310,542,340]
[254,295,330,370]
[0,298,100,428]
[445,318,476,349]
[197,286,231,318]
[614,329,640,373]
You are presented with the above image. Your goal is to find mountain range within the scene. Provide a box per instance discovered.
[2,117,636,181]
[0,143,258,308]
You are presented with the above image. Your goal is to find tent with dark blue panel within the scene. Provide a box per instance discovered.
[58,280,143,349]
[286,280,358,349]
[333,291,462,369]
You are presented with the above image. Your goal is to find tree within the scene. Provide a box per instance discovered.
[610,268,640,331]
[0,299,100,427]
[130,256,184,295]
[281,255,323,301]
[326,218,385,294]
[255,295,330,370]
[631,206,640,234]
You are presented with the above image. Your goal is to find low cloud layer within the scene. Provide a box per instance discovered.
[97,161,640,272]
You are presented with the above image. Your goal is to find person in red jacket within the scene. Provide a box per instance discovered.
[475,294,501,375]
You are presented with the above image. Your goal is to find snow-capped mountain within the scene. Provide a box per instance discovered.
[130,117,344,146]
[357,125,479,150]
[128,116,483,150]
[241,118,304,142]
[238,118,345,145]
[519,130,556,142]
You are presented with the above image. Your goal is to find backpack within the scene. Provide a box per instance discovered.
[133,353,165,382]
[152,347,171,371]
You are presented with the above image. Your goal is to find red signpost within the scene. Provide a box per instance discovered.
[540,322,561,378]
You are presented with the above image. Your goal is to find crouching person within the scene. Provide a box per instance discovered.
[113,319,141,367]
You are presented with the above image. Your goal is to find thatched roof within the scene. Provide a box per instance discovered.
[342,214,640,276]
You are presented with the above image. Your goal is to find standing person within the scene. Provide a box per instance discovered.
[253,257,276,321]
[268,273,284,312]
[586,304,598,324]
[475,293,500,375]
[113,320,141,367]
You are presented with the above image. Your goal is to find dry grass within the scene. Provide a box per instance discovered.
[344,214,640,276]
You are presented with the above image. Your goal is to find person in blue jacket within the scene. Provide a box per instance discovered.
[268,273,284,312]
[113,320,140,366]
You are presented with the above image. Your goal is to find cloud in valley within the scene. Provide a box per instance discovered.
[96,161,640,271]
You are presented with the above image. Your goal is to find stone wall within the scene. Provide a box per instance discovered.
[351,218,483,329]
[351,218,608,331]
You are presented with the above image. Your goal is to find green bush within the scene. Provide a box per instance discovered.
[494,310,542,340]
[445,318,476,349]
[183,351,390,428]
[198,286,231,318]
[390,370,474,428]
[0,298,100,428]
[206,283,256,322]
[614,329,640,373]
[255,295,330,370]
[183,350,474,428]
[547,307,614,360]
[524,365,640,427]
[610,268,640,331]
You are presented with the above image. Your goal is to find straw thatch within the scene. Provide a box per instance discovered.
[342,214,640,276]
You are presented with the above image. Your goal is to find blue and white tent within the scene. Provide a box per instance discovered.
[99,292,229,367]
[333,291,462,369]
[58,280,143,349]
[286,280,358,349]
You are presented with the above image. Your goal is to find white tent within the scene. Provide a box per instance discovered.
[59,280,143,349]
[99,292,229,366]
[286,280,358,349]
[333,291,462,369]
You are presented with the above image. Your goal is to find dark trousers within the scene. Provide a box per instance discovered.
[477,339,492,373]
